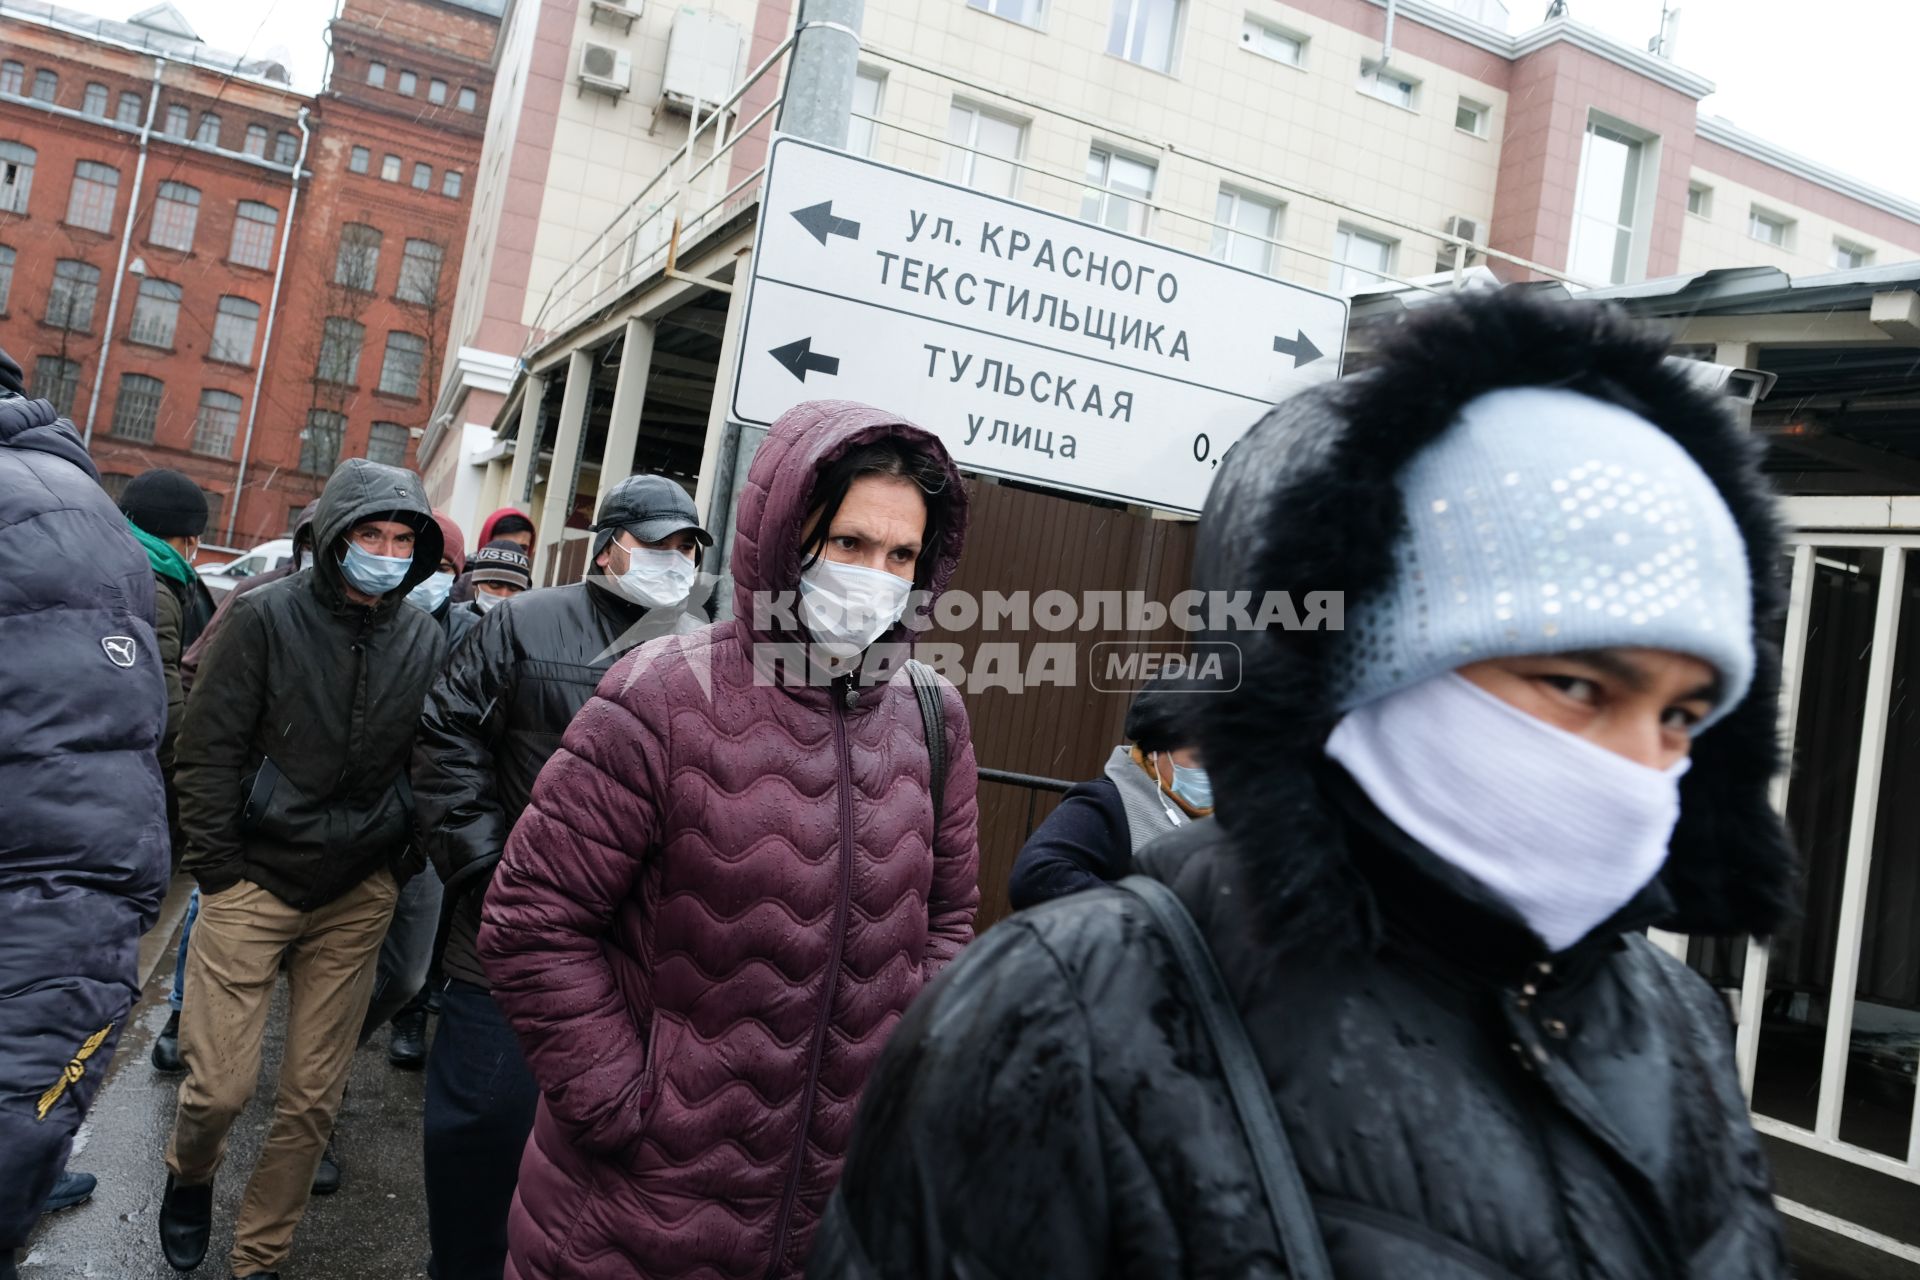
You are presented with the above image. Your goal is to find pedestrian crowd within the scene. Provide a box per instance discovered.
[1,289,1796,1280]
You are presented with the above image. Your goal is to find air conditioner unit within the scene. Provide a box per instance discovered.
[579,42,632,96]
[1435,215,1482,271]
[660,8,742,116]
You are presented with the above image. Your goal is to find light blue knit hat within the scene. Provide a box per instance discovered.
[1333,386,1753,727]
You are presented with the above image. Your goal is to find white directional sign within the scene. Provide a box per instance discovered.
[731,135,1349,514]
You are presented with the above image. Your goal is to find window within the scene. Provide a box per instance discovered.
[0,244,12,312]
[428,78,448,105]
[33,357,81,416]
[381,154,402,182]
[210,296,261,364]
[111,373,164,442]
[0,62,21,95]
[243,123,268,157]
[349,146,370,174]
[1749,206,1793,248]
[274,131,298,165]
[411,162,432,190]
[367,61,387,87]
[47,260,101,330]
[301,409,345,474]
[128,278,182,347]
[66,160,119,232]
[117,91,142,126]
[457,86,477,112]
[849,68,884,157]
[335,225,382,290]
[163,104,189,137]
[150,181,200,251]
[100,473,135,504]
[1080,147,1155,236]
[1834,240,1874,270]
[1107,0,1182,73]
[192,389,242,457]
[0,141,34,214]
[1241,17,1304,67]
[1455,97,1489,137]
[31,70,57,103]
[229,200,278,269]
[1687,182,1712,218]
[441,169,463,198]
[196,113,221,147]
[83,83,109,117]
[968,0,1044,26]
[367,421,408,467]
[398,70,418,96]
[1359,60,1418,109]
[1329,225,1395,293]
[201,488,223,530]
[316,317,365,384]
[1212,187,1281,274]
[945,102,1025,198]
[379,331,427,398]
[1568,122,1647,285]
[397,238,444,304]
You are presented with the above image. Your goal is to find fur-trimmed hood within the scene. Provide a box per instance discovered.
[1193,290,1795,950]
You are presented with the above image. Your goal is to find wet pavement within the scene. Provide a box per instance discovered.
[21,877,433,1280]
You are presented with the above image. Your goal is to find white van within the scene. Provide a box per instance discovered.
[197,537,295,602]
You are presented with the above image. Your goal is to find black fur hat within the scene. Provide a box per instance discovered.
[1194,289,1795,948]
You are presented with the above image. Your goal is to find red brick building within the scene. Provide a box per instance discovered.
[0,0,500,550]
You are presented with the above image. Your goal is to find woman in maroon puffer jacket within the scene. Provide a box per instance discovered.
[479,400,980,1280]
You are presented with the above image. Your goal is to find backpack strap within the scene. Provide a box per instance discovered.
[904,659,947,822]
[1116,875,1334,1280]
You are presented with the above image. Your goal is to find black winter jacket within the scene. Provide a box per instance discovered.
[814,294,1796,1279]
[1006,776,1127,908]
[174,459,446,908]
[412,579,703,987]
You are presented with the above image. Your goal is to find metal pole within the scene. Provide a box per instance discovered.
[225,107,311,545]
[775,0,863,149]
[82,57,161,447]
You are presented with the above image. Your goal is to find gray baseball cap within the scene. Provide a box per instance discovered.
[591,473,712,559]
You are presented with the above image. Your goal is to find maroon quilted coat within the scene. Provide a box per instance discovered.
[480,400,981,1280]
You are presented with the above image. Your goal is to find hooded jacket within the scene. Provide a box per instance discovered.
[414,576,706,990]
[478,401,980,1280]
[813,294,1794,1279]
[450,506,533,605]
[179,501,318,691]
[0,392,168,1245]
[174,459,446,908]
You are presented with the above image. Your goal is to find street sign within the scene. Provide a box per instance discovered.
[731,135,1349,514]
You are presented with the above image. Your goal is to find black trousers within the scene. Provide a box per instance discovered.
[423,980,539,1280]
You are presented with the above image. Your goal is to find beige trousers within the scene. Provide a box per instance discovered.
[165,869,399,1275]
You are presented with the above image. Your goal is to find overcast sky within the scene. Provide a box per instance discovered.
[93,0,1920,202]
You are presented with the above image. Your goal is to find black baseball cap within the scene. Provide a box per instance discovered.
[592,474,711,558]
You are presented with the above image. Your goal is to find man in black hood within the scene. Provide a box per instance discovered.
[813,292,1795,1278]
[159,458,446,1280]
[0,349,169,1280]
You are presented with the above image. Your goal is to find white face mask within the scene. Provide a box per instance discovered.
[1325,672,1690,953]
[798,557,913,659]
[407,570,454,613]
[609,545,697,610]
[474,590,509,613]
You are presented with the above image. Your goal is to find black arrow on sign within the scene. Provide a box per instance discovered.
[1272,329,1324,368]
[791,200,862,246]
[770,338,841,383]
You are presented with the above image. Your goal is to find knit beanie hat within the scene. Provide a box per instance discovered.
[121,468,210,538]
[432,510,467,574]
[1332,386,1753,727]
[469,538,532,590]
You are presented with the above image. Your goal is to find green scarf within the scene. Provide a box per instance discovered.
[127,519,196,587]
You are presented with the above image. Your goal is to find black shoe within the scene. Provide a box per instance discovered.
[42,1168,97,1213]
[159,1174,213,1272]
[152,1010,184,1073]
[311,1137,340,1196]
[387,1009,427,1069]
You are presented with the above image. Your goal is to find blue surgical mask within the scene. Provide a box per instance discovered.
[407,570,454,613]
[1169,761,1213,812]
[340,543,413,597]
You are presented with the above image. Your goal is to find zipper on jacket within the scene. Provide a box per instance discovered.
[765,679,858,1276]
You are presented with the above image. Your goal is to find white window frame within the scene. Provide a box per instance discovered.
[1687,182,1713,219]
[848,67,885,158]
[1454,97,1490,138]
[966,0,1046,30]
[1080,145,1157,237]
[1358,59,1419,111]
[1567,111,1660,287]
[945,101,1027,198]
[1239,16,1306,69]
[1212,186,1282,276]
[1328,224,1396,294]
[1832,240,1874,271]
[1107,0,1185,76]
[1749,206,1793,248]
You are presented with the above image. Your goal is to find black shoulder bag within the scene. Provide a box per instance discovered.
[904,659,947,820]
[1117,875,1334,1280]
